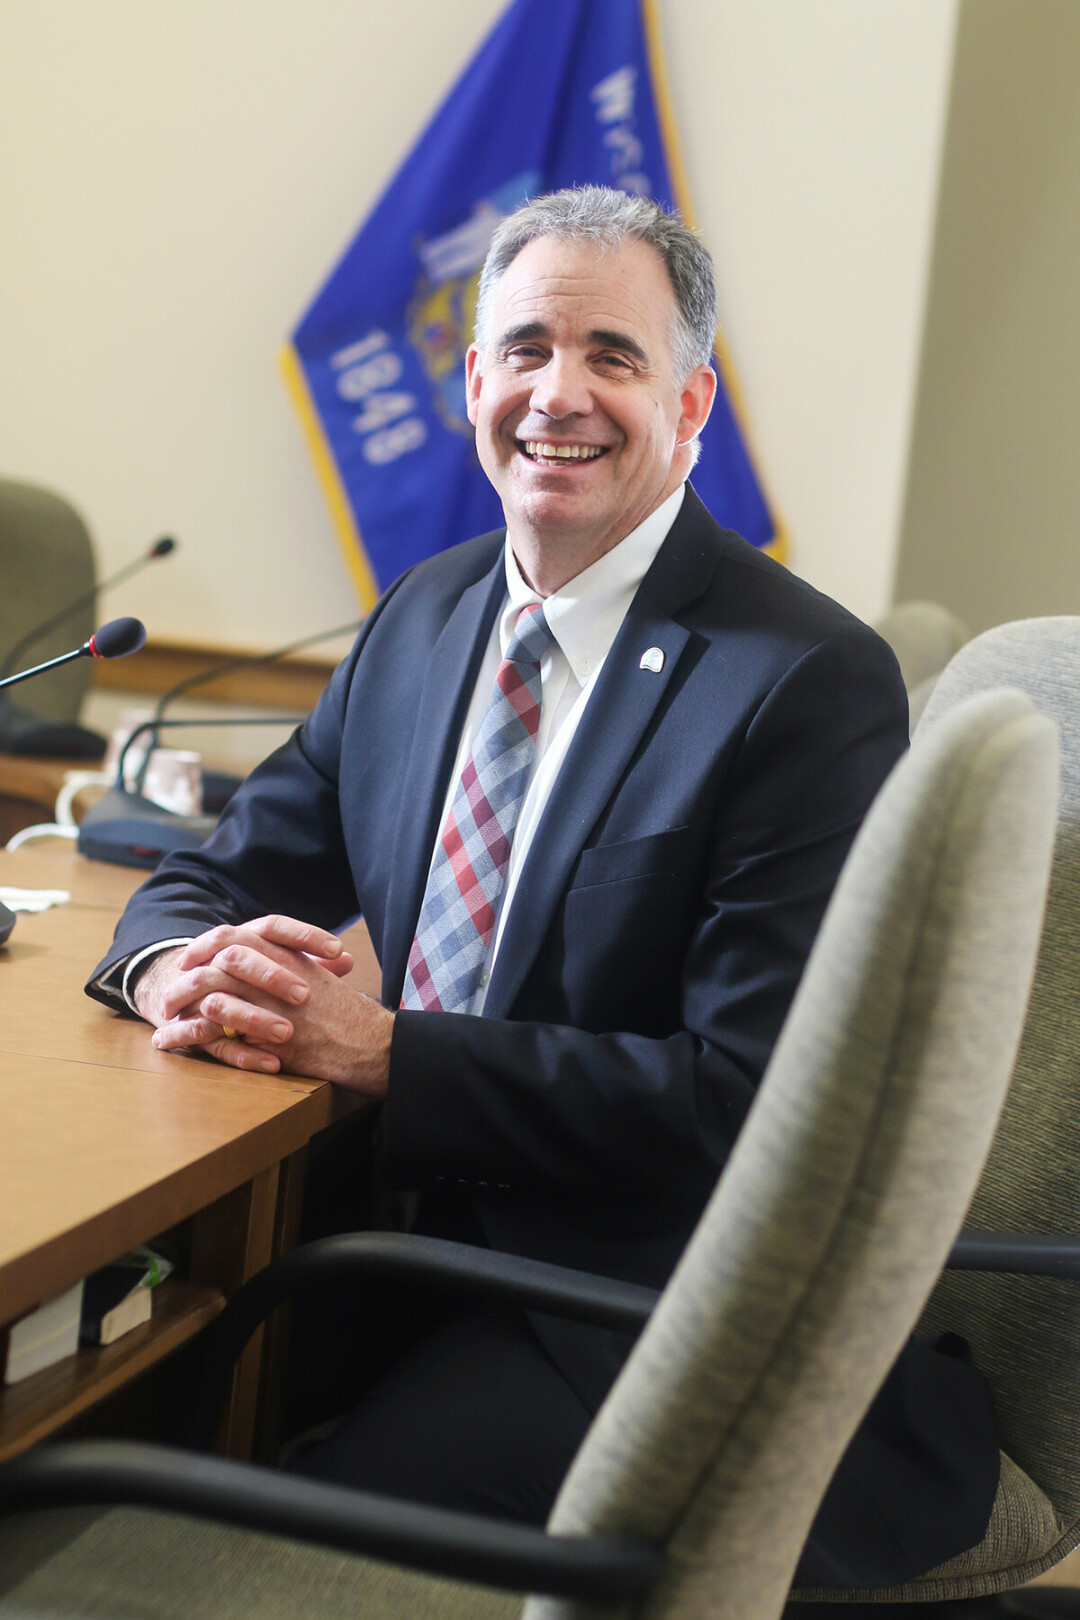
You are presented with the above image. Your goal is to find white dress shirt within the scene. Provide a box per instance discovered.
[436,484,685,1013]
[102,484,685,1013]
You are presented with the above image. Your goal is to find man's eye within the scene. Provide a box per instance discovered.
[598,353,633,371]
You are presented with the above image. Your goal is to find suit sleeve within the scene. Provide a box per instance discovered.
[84,637,365,1005]
[82,555,443,1008]
[384,625,909,1212]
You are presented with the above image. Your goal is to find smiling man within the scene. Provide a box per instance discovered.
[87,188,999,1585]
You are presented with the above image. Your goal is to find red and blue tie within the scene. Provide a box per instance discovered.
[401,602,555,1013]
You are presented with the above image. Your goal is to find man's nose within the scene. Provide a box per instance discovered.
[529,352,594,420]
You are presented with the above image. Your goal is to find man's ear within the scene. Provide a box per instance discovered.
[465,345,483,427]
[677,363,718,445]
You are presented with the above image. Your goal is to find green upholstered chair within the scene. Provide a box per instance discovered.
[0,687,1059,1620]
[0,478,97,726]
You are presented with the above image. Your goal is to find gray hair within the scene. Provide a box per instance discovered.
[474,186,718,383]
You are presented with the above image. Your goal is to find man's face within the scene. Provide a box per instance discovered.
[465,234,715,577]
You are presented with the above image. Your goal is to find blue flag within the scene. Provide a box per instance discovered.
[286,0,783,610]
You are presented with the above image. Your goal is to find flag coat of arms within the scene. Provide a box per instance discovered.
[286,0,783,610]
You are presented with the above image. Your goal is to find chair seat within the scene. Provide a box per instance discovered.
[0,1503,524,1620]
[1,1459,1069,1618]
[793,1451,1070,1604]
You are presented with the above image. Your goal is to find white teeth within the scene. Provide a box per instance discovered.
[523,441,604,460]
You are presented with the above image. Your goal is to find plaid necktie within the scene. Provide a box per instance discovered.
[401,602,555,1013]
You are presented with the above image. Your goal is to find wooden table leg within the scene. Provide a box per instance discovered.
[254,1146,308,1464]
[188,1164,280,1459]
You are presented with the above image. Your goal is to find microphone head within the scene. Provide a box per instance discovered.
[150,536,177,558]
[89,617,147,659]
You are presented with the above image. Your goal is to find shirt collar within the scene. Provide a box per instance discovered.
[501,484,685,685]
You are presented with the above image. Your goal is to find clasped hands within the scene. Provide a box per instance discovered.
[134,915,393,1096]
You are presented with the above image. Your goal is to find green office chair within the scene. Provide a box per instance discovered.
[0,478,103,757]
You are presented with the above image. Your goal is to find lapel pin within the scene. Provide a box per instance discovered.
[639,647,664,673]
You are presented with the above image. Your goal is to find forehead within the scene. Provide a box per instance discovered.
[489,235,677,359]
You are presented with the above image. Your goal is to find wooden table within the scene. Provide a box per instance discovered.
[0,843,375,1462]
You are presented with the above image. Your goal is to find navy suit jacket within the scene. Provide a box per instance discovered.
[88,487,998,1583]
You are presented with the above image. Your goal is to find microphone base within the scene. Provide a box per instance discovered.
[77,787,217,870]
[0,697,106,761]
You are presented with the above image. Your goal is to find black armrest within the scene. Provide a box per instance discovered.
[188,1232,658,1446]
[0,1440,660,1602]
[947,1232,1080,1279]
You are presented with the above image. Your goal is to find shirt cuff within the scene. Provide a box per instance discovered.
[91,938,195,1016]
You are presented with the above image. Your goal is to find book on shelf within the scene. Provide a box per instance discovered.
[79,1245,174,1348]
[79,1265,153,1347]
[1,1245,175,1382]
[1,1280,84,1385]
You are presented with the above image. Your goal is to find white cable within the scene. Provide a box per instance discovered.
[6,823,80,852]
[55,770,112,827]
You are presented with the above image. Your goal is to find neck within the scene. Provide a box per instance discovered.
[509,475,688,598]
[509,529,619,597]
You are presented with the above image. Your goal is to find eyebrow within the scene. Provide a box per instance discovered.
[496,321,650,366]
[590,328,649,364]
[497,321,550,349]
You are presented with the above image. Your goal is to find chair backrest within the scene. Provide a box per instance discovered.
[0,478,96,722]
[916,620,1080,1526]
[527,689,1058,1620]
[873,599,970,693]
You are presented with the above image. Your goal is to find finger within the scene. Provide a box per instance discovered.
[162,973,210,1023]
[177,924,285,972]
[178,925,249,971]
[203,1036,282,1074]
[248,914,346,960]
[160,961,273,1022]
[199,992,293,1045]
[311,949,354,979]
[151,1017,281,1073]
[152,1013,229,1050]
[179,916,343,971]
[205,943,312,1006]
[163,948,312,1022]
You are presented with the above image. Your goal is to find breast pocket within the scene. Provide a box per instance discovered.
[562,829,697,1033]
[570,826,693,890]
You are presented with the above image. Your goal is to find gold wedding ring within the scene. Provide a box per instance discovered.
[222,1026,238,1039]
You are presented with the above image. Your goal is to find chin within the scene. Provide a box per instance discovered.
[518,493,596,532]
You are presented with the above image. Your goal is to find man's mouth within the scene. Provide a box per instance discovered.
[518,441,608,464]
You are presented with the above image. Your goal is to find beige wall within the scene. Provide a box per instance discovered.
[894,0,1080,634]
[0,0,958,658]
[667,0,957,620]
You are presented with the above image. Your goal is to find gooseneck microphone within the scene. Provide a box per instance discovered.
[78,716,303,871]
[0,537,175,680]
[78,617,364,869]
[87,617,147,659]
[150,617,363,723]
[0,536,174,759]
[0,618,146,693]
[131,617,364,793]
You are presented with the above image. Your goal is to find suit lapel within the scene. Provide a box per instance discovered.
[382,554,507,1002]
[484,488,722,1019]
